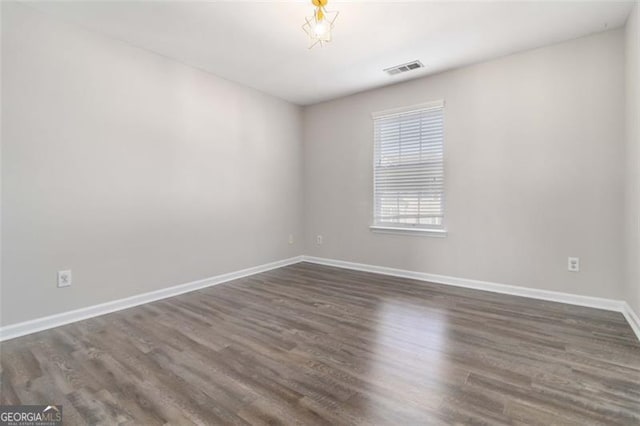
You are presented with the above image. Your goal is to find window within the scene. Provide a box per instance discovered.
[372,100,445,235]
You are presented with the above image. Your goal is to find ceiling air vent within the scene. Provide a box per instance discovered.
[384,60,424,76]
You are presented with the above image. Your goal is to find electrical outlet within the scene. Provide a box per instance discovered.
[58,270,72,287]
[288,234,294,244]
[316,235,323,245]
[568,257,579,272]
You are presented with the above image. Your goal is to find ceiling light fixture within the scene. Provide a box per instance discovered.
[302,0,338,49]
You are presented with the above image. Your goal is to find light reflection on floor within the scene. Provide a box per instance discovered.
[358,299,452,421]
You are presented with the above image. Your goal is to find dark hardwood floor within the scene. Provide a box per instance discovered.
[1,262,639,425]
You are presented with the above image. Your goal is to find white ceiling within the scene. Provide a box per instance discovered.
[27,1,634,106]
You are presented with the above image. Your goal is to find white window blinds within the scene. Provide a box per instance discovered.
[373,101,445,230]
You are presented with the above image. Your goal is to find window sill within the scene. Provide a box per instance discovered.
[369,226,448,238]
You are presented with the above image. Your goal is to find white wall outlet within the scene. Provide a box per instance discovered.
[568,257,580,272]
[58,270,72,287]
[316,235,323,245]
[288,234,294,244]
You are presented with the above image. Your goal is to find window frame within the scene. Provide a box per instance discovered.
[370,100,447,237]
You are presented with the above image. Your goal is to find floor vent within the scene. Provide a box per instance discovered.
[384,60,424,76]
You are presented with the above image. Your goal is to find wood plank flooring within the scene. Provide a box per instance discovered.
[1,262,639,425]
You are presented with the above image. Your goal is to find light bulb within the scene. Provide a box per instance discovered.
[313,21,327,37]
[302,1,338,48]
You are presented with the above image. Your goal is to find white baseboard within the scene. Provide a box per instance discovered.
[0,256,304,342]
[622,302,640,341]
[302,256,625,310]
[3,254,639,343]
[302,255,640,342]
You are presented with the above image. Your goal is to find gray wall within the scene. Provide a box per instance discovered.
[1,3,303,326]
[1,2,634,327]
[303,29,626,300]
[625,4,640,316]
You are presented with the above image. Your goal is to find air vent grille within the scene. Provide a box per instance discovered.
[384,60,424,76]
